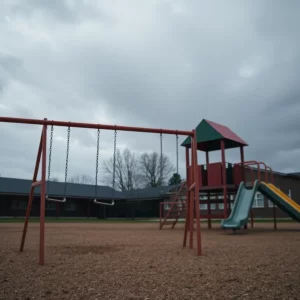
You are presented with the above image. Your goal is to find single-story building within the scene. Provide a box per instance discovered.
[1,166,300,220]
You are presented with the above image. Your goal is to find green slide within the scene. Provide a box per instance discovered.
[221,180,300,230]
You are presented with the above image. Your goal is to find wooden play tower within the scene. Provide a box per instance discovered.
[160,119,252,230]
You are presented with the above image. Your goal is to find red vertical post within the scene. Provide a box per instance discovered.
[192,130,201,255]
[221,140,228,219]
[39,122,47,265]
[240,146,245,182]
[206,151,211,229]
[189,140,194,249]
[183,147,190,246]
[20,130,43,252]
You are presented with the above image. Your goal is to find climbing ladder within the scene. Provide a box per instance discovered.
[159,181,187,229]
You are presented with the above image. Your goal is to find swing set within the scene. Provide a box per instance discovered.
[0,116,202,265]
[46,125,116,206]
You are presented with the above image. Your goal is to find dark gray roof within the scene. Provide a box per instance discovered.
[249,167,300,178]
[0,177,176,200]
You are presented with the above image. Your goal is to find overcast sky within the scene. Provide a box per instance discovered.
[1,0,300,184]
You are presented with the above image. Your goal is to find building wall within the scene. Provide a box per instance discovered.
[244,169,300,218]
[164,167,300,220]
[0,194,162,219]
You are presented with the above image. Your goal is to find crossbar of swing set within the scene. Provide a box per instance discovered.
[0,116,193,136]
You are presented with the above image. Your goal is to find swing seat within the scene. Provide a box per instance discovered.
[46,196,66,203]
[93,199,115,206]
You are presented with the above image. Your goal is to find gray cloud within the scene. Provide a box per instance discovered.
[1,0,300,183]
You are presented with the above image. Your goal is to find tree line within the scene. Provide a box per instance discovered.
[50,148,183,191]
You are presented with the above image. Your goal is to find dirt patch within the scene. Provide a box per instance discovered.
[0,222,300,300]
[52,244,122,255]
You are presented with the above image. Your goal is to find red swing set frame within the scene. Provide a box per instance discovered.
[0,116,202,265]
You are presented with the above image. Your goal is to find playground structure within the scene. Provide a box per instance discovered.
[1,116,299,266]
[160,119,300,232]
[0,116,202,265]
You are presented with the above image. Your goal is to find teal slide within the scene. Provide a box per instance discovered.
[221,180,300,230]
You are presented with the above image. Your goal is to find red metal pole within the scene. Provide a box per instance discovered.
[221,140,228,218]
[206,151,211,229]
[39,122,47,265]
[183,147,190,247]
[192,130,201,256]
[189,141,194,249]
[159,202,162,229]
[240,146,245,182]
[0,116,192,136]
[20,129,43,252]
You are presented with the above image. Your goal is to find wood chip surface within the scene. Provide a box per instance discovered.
[1,222,300,300]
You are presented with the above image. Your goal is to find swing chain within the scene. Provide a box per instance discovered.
[160,133,163,182]
[95,128,100,197]
[176,134,179,174]
[112,130,117,190]
[47,125,54,183]
[63,126,71,196]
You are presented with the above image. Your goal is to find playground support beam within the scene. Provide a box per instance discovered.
[206,151,212,229]
[40,122,47,265]
[240,146,245,182]
[183,147,190,247]
[0,116,193,136]
[191,129,201,256]
[19,129,43,253]
[221,139,228,219]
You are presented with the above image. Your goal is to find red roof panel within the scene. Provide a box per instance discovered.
[205,119,248,146]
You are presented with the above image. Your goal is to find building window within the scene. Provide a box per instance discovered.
[268,200,275,208]
[12,200,27,210]
[209,204,216,210]
[65,201,76,211]
[218,203,231,209]
[200,204,207,210]
[252,192,264,208]
[164,203,170,210]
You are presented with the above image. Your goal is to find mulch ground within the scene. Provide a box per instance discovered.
[1,222,300,300]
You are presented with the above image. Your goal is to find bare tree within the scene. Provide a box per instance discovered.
[139,152,175,187]
[69,174,94,184]
[103,148,141,191]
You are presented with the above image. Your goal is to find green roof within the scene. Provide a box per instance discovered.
[181,119,248,151]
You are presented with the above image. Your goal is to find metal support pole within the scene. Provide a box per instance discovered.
[183,147,190,247]
[206,151,211,229]
[189,145,194,249]
[20,129,43,252]
[39,122,47,265]
[221,140,228,218]
[240,146,245,182]
[192,130,201,256]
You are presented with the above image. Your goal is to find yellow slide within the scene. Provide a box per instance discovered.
[266,183,300,213]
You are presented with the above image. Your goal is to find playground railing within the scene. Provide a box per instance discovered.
[234,160,274,185]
